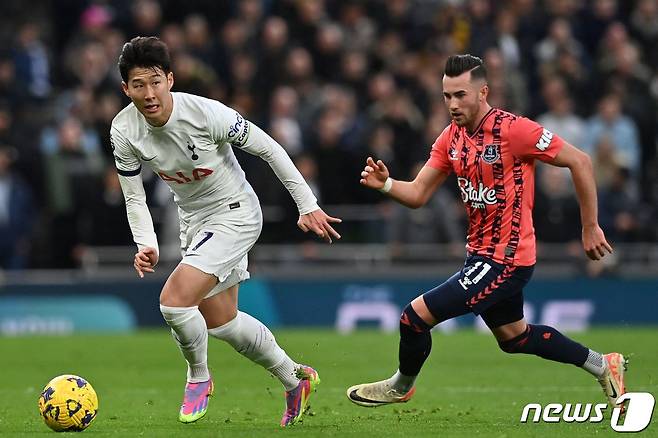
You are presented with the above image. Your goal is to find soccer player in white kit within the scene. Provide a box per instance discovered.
[111,37,341,426]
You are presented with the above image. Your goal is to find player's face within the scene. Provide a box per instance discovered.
[122,67,174,127]
[442,71,487,129]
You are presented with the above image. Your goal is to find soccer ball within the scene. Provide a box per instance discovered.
[38,375,98,432]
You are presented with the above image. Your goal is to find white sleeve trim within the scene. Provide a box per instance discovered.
[238,123,319,215]
[118,173,159,256]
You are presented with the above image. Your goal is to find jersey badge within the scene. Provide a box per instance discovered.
[482,144,500,164]
[187,141,199,160]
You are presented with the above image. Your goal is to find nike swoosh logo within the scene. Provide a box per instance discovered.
[185,253,200,257]
[609,379,618,399]
[140,155,157,161]
[348,389,388,405]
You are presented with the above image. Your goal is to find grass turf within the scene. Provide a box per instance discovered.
[0,328,656,437]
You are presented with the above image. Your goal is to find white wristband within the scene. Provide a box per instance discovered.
[378,177,393,193]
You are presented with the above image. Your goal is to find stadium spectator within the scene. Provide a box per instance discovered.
[537,77,586,146]
[0,144,35,269]
[581,94,641,178]
[629,0,658,70]
[482,47,527,114]
[41,117,105,268]
[12,22,51,100]
[82,165,133,247]
[599,166,642,242]
[268,86,303,155]
[533,164,581,243]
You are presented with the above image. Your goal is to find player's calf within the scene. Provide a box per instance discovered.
[397,303,433,388]
[496,324,629,408]
[160,305,210,383]
[346,303,432,408]
[399,303,434,365]
[497,324,590,366]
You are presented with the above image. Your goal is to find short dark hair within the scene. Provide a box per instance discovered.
[444,54,487,81]
[118,36,171,82]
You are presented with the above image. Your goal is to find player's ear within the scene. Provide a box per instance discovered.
[121,81,130,98]
[480,83,488,102]
[167,72,174,90]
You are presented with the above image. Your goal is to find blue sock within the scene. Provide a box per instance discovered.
[498,324,589,366]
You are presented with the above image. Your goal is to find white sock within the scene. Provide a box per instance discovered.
[268,356,300,392]
[208,311,300,390]
[582,349,607,377]
[160,305,210,383]
[389,370,416,393]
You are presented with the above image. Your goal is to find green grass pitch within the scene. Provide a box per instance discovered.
[1,328,656,437]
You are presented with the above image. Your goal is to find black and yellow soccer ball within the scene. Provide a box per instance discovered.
[38,375,98,432]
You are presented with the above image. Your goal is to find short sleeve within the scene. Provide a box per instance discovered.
[205,99,251,148]
[110,126,141,176]
[425,125,453,174]
[508,116,564,162]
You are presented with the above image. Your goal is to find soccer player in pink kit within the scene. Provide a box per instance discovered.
[348,55,626,410]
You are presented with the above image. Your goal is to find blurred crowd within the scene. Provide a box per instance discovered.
[0,0,656,269]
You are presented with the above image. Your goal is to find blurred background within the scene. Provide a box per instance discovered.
[0,0,656,334]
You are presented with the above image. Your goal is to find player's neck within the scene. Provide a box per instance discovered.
[465,104,492,135]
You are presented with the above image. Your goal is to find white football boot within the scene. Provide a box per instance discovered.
[597,353,627,411]
[347,379,415,407]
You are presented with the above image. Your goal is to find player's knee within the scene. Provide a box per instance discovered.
[159,282,198,307]
[498,340,518,354]
[400,303,433,334]
[160,303,193,322]
[159,277,185,306]
[497,326,531,354]
[159,287,175,306]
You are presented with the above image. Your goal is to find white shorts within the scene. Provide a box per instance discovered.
[180,201,262,299]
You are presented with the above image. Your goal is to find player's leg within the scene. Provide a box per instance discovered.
[202,284,303,390]
[166,203,262,423]
[347,270,471,407]
[202,282,319,427]
[159,263,218,423]
[482,294,627,408]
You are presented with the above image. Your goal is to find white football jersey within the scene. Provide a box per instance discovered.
[111,92,317,251]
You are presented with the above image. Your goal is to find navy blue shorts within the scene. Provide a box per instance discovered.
[422,255,534,329]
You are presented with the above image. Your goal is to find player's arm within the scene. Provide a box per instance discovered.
[118,174,160,276]
[111,128,159,276]
[360,157,449,209]
[546,142,613,260]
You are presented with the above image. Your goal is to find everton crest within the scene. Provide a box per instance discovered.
[482,144,500,164]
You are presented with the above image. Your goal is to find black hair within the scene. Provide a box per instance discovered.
[118,36,171,82]
[444,54,487,81]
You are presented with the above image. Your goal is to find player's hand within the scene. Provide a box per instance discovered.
[134,247,159,278]
[582,225,613,261]
[360,156,390,190]
[298,208,342,244]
